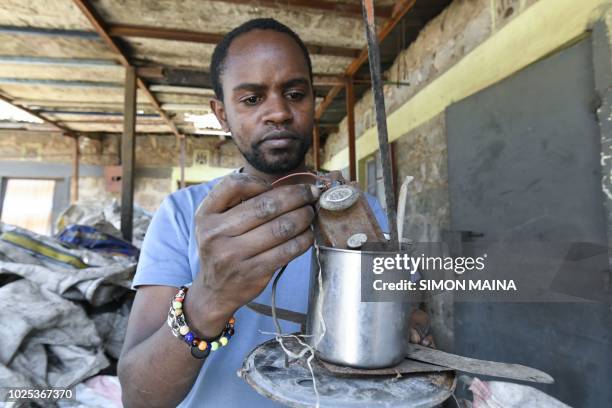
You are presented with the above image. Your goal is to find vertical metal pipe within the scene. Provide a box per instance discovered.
[179,136,186,189]
[121,66,136,242]
[313,121,320,171]
[346,76,357,181]
[361,0,398,245]
[71,135,79,203]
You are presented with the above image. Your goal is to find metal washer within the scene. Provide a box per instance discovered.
[347,233,368,249]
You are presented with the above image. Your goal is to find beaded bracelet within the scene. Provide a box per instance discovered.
[167,286,235,359]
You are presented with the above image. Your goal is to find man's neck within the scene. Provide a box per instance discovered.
[242,162,309,184]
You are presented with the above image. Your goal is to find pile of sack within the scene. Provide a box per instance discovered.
[0,200,151,406]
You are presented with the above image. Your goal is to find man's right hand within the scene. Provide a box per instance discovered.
[184,173,320,338]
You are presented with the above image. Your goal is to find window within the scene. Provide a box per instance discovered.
[1,179,56,235]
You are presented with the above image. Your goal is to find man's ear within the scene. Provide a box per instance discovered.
[210,98,230,132]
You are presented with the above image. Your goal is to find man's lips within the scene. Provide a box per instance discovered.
[259,131,300,148]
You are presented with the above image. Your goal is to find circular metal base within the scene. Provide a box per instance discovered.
[240,337,456,408]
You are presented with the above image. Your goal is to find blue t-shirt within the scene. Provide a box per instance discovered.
[133,175,388,407]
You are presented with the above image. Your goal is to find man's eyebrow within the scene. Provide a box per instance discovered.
[283,78,310,89]
[232,83,267,93]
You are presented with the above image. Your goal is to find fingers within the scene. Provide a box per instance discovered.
[196,173,271,215]
[237,205,315,258]
[220,184,320,237]
[245,227,314,276]
[409,308,435,348]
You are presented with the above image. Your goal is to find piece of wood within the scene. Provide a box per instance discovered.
[319,357,452,376]
[108,23,359,58]
[314,183,386,248]
[72,0,183,139]
[0,93,75,136]
[212,0,394,19]
[406,344,555,384]
[120,66,136,242]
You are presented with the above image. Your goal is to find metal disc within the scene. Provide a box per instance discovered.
[347,233,368,249]
[240,337,455,408]
[319,185,359,211]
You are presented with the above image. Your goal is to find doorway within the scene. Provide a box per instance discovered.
[1,178,56,235]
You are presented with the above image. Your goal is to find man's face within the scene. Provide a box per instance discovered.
[211,29,315,175]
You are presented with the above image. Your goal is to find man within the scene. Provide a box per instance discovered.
[118,18,427,407]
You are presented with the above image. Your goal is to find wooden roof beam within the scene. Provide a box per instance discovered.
[108,24,360,59]
[0,93,76,137]
[210,0,393,19]
[71,0,183,139]
[315,0,417,120]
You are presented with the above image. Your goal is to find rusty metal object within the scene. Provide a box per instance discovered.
[314,181,386,249]
[240,336,456,408]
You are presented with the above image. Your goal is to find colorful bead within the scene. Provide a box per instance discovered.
[191,345,210,359]
[227,327,235,336]
[229,317,235,325]
[175,308,183,316]
[219,336,228,346]
[198,341,208,351]
[211,341,219,351]
[179,326,190,336]
[173,301,183,309]
[184,332,195,343]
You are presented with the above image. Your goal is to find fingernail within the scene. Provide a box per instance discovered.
[310,185,321,200]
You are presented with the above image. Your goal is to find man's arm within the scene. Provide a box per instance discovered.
[118,174,320,407]
[118,285,204,408]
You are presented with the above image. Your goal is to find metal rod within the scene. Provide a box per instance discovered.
[179,137,186,189]
[71,136,80,203]
[361,0,398,245]
[313,121,321,171]
[346,76,357,181]
[121,66,137,242]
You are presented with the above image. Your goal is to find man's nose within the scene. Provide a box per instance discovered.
[262,95,293,126]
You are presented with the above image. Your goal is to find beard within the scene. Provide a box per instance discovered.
[238,133,312,175]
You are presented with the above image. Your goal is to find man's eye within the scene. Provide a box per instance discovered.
[286,91,305,101]
[242,96,261,105]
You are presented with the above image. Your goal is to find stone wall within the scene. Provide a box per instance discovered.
[320,0,543,349]
[323,0,542,244]
[0,131,242,212]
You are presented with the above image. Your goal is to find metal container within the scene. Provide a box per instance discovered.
[305,245,412,368]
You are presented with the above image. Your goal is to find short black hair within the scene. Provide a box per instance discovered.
[210,18,313,101]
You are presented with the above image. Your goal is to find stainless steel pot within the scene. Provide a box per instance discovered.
[305,245,412,368]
